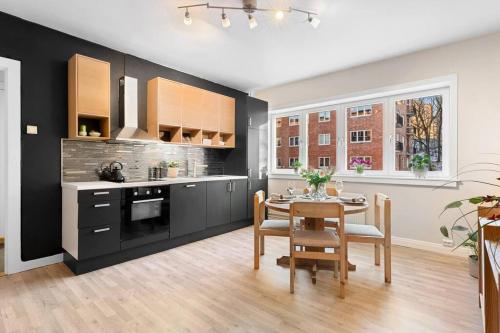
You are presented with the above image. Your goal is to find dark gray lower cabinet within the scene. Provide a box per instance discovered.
[170,182,207,238]
[78,223,120,260]
[207,180,231,227]
[230,179,247,223]
[247,178,267,220]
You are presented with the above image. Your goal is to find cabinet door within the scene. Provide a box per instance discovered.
[230,180,247,223]
[206,181,231,227]
[78,222,120,260]
[219,95,235,134]
[76,55,110,117]
[170,182,207,238]
[157,79,183,127]
[182,85,203,129]
[201,91,219,132]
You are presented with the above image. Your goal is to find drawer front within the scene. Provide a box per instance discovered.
[78,201,121,229]
[78,223,120,260]
[78,189,121,203]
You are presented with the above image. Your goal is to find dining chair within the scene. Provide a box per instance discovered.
[289,201,347,298]
[345,193,391,283]
[254,190,291,270]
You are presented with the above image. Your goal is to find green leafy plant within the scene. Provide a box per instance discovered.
[300,168,335,189]
[167,161,180,168]
[410,153,431,172]
[291,160,303,169]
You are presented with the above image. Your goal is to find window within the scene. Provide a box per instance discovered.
[277,158,282,167]
[350,130,372,143]
[349,105,372,117]
[276,119,282,127]
[318,133,331,145]
[318,111,330,122]
[289,157,299,167]
[270,76,455,183]
[349,156,372,169]
[289,115,299,126]
[319,157,330,168]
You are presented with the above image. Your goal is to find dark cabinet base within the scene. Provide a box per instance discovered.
[64,219,251,275]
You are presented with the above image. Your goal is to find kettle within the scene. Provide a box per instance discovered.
[97,161,126,183]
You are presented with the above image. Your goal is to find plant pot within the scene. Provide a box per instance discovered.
[413,168,428,178]
[294,168,300,175]
[355,166,364,175]
[468,255,479,279]
[167,167,179,178]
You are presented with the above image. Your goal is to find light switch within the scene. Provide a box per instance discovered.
[26,125,38,135]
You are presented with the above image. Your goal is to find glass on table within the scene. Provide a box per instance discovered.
[335,180,344,197]
[286,181,296,197]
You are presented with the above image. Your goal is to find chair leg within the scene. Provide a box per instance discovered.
[290,252,295,294]
[339,248,346,299]
[333,260,339,280]
[384,241,391,283]
[344,244,349,280]
[375,243,381,266]
[260,236,265,255]
[254,234,260,270]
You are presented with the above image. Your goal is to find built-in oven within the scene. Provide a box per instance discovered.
[120,186,170,249]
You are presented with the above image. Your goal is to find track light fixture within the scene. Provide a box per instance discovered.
[178,0,319,30]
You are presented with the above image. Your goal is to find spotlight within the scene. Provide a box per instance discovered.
[221,11,231,28]
[248,14,258,29]
[275,10,284,21]
[184,9,192,26]
[308,15,320,28]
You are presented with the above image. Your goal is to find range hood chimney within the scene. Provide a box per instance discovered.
[111,76,153,142]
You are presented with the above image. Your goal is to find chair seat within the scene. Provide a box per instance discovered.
[324,217,339,225]
[345,224,384,238]
[293,229,340,248]
[261,219,295,230]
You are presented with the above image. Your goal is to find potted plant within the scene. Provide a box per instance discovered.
[349,157,371,174]
[300,168,335,200]
[410,153,430,178]
[167,161,180,178]
[291,160,303,174]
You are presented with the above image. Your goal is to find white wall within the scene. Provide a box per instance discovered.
[256,32,500,246]
[0,71,5,236]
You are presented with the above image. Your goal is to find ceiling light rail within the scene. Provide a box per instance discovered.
[178,1,320,29]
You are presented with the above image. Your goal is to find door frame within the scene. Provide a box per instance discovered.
[0,56,62,275]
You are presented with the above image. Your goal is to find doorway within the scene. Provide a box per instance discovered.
[0,70,4,275]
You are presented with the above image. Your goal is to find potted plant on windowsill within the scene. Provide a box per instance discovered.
[167,161,180,178]
[410,153,430,178]
[300,168,335,200]
[349,157,371,174]
[291,160,303,174]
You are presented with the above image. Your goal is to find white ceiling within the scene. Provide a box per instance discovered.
[1,0,500,92]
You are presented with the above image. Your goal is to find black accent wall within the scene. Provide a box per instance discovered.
[0,11,248,261]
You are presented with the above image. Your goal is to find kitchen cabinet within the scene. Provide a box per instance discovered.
[219,95,236,134]
[230,179,247,223]
[201,91,220,132]
[68,54,111,140]
[170,182,207,238]
[206,180,231,227]
[182,85,203,129]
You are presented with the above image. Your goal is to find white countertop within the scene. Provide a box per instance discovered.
[62,175,248,190]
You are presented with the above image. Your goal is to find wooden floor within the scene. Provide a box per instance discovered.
[0,227,481,333]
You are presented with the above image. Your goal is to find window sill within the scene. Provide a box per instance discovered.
[268,172,459,188]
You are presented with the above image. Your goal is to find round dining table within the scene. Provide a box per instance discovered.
[265,195,369,283]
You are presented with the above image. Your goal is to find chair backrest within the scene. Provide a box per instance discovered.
[478,206,500,219]
[289,201,345,240]
[254,190,265,227]
[374,193,391,237]
[326,187,338,196]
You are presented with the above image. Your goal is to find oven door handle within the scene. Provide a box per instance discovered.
[132,198,164,204]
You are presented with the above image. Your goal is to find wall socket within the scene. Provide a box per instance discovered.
[26,125,38,135]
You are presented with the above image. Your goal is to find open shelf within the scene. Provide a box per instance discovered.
[182,128,202,145]
[202,130,220,146]
[159,125,182,143]
[219,132,235,148]
[76,115,110,140]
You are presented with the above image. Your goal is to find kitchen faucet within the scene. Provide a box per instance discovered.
[190,160,208,177]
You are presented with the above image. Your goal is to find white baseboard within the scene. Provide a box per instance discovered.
[392,236,470,258]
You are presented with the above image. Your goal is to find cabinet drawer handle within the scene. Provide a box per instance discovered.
[94,203,111,208]
[93,191,110,196]
[185,184,196,188]
[93,227,111,233]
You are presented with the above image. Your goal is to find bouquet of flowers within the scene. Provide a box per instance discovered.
[301,168,335,199]
[349,157,372,174]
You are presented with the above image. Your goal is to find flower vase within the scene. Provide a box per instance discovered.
[310,183,327,200]
[356,166,364,175]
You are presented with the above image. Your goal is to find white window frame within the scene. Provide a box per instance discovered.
[319,157,331,168]
[318,133,331,146]
[289,136,299,147]
[318,111,331,122]
[289,115,299,126]
[349,130,372,143]
[349,155,373,170]
[276,137,281,147]
[268,75,457,186]
[289,157,299,167]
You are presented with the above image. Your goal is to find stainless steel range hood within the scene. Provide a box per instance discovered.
[111,76,153,142]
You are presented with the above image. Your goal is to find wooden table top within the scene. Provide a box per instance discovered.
[265,195,369,215]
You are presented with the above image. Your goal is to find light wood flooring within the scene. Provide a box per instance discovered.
[0,227,481,333]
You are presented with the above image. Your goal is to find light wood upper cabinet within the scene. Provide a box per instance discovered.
[201,91,220,132]
[71,54,110,117]
[157,78,183,127]
[182,85,203,129]
[219,95,236,134]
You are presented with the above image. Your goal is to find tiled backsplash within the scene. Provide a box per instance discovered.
[62,139,227,182]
